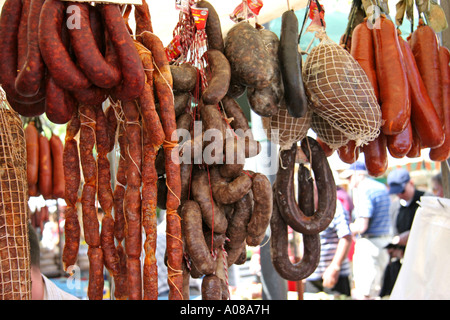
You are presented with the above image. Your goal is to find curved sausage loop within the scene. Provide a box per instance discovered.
[270,188,320,281]
[275,137,336,234]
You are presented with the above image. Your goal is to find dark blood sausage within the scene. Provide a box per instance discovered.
[398,36,444,148]
[87,247,104,300]
[210,167,252,205]
[170,63,198,92]
[226,192,252,266]
[15,0,46,97]
[387,120,413,158]
[297,164,315,217]
[201,275,222,300]
[202,49,231,106]
[224,21,275,89]
[191,169,228,234]
[100,4,145,100]
[270,191,320,281]
[38,0,91,91]
[247,28,283,117]
[362,131,388,177]
[372,15,410,135]
[181,200,216,275]
[67,2,121,89]
[275,140,336,235]
[221,95,253,140]
[279,10,308,118]
[45,76,76,125]
[0,0,46,106]
[246,173,272,246]
[197,1,224,52]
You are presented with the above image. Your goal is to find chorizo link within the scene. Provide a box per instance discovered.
[142,31,183,300]
[96,107,120,276]
[62,112,81,270]
[15,0,46,97]
[0,0,46,105]
[68,2,121,89]
[100,4,145,100]
[122,100,143,300]
[38,0,91,91]
[429,46,450,161]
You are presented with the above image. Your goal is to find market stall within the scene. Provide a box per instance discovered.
[0,0,449,301]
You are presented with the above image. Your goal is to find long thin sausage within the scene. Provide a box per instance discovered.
[62,112,81,271]
[96,107,120,277]
[142,31,183,300]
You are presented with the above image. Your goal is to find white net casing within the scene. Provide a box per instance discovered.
[262,104,312,151]
[303,32,382,147]
[310,111,350,150]
[0,91,31,300]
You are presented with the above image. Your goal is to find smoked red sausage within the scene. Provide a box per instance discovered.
[372,16,410,135]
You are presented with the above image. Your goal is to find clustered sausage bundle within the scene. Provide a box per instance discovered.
[163,0,274,300]
[24,120,64,199]
[331,10,450,176]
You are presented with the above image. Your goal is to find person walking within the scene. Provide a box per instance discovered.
[341,161,391,299]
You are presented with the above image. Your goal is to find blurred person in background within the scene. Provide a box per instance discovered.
[431,172,444,197]
[380,168,431,297]
[29,223,79,300]
[341,161,391,300]
[304,181,352,297]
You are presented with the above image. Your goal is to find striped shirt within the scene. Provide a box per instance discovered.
[353,177,391,236]
[307,201,352,281]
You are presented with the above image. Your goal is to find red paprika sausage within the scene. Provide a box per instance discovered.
[398,36,444,148]
[372,15,410,135]
[39,0,91,91]
[429,46,450,161]
[409,19,443,125]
